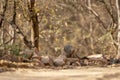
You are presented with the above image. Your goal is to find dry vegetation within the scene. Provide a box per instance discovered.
[1,1,120,80]
[0,0,120,69]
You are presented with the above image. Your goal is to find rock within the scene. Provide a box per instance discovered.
[53,54,66,66]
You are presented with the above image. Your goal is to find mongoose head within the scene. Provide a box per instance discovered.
[64,44,74,57]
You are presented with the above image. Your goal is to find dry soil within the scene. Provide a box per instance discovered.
[0,66,120,80]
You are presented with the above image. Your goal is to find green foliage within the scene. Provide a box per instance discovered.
[6,44,21,56]
[20,53,29,59]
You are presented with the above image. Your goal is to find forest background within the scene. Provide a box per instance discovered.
[0,0,119,59]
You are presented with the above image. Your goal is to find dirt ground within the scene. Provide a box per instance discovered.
[0,66,120,80]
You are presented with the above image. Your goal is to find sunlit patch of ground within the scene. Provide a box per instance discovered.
[0,67,120,80]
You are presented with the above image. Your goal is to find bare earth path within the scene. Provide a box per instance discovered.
[0,67,120,80]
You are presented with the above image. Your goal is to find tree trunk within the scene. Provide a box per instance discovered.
[29,0,39,50]
[116,0,120,59]
[88,0,94,54]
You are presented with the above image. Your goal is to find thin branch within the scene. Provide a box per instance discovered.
[10,21,34,48]
[0,14,34,49]
[79,2,107,32]
[0,38,13,46]
[87,7,107,32]
[0,0,8,28]
[102,0,117,34]
[102,0,116,23]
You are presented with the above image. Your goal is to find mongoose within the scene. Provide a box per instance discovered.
[64,44,79,58]
[64,44,75,57]
[32,45,80,67]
